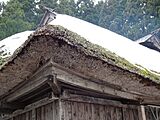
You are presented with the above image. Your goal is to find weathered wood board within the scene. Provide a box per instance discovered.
[145,106,160,120]
[5,98,140,120]
[61,100,139,120]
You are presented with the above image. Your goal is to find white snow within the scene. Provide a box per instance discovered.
[136,34,152,43]
[75,0,104,4]
[0,31,33,54]
[1,14,160,73]
[49,14,160,73]
[0,0,9,3]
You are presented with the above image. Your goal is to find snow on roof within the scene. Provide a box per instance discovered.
[49,14,160,73]
[1,14,160,73]
[0,31,33,54]
[136,34,152,43]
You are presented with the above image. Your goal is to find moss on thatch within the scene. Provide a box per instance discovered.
[42,25,160,82]
[1,25,160,84]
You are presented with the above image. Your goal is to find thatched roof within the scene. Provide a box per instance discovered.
[137,28,160,52]
[0,25,160,104]
[50,14,160,73]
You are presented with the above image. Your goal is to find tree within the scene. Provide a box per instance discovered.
[56,0,77,16]
[0,0,33,40]
[122,0,160,40]
[17,0,38,27]
[75,0,99,24]
[95,0,125,35]
[0,2,5,12]
[1,0,160,41]
[93,0,160,40]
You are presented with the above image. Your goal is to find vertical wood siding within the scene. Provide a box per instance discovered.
[145,106,160,120]
[9,102,56,120]
[61,100,139,120]
[7,100,139,120]
[11,111,32,120]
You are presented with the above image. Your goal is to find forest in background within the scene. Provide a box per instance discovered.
[0,0,160,41]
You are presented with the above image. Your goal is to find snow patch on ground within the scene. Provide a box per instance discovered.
[49,14,160,73]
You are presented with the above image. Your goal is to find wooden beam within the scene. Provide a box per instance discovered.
[138,105,147,120]
[4,97,58,119]
[4,60,160,105]
[38,6,56,27]
[3,59,134,103]
[5,60,144,104]
[61,91,138,109]
[50,61,160,105]
[0,102,24,114]
[46,75,61,97]
[6,76,48,102]
[5,61,54,102]
[140,97,160,106]
[50,62,141,101]
[0,108,13,114]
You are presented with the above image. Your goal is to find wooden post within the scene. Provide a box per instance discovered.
[138,105,147,120]
[58,100,63,120]
[32,108,36,120]
[52,100,60,120]
[0,116,3,120]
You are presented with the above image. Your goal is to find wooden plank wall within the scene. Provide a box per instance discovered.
[7,111,32,120]
[7,102,57,120]
[61,100,139,120]
[6,99,140,120]
[145,106,160,120]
